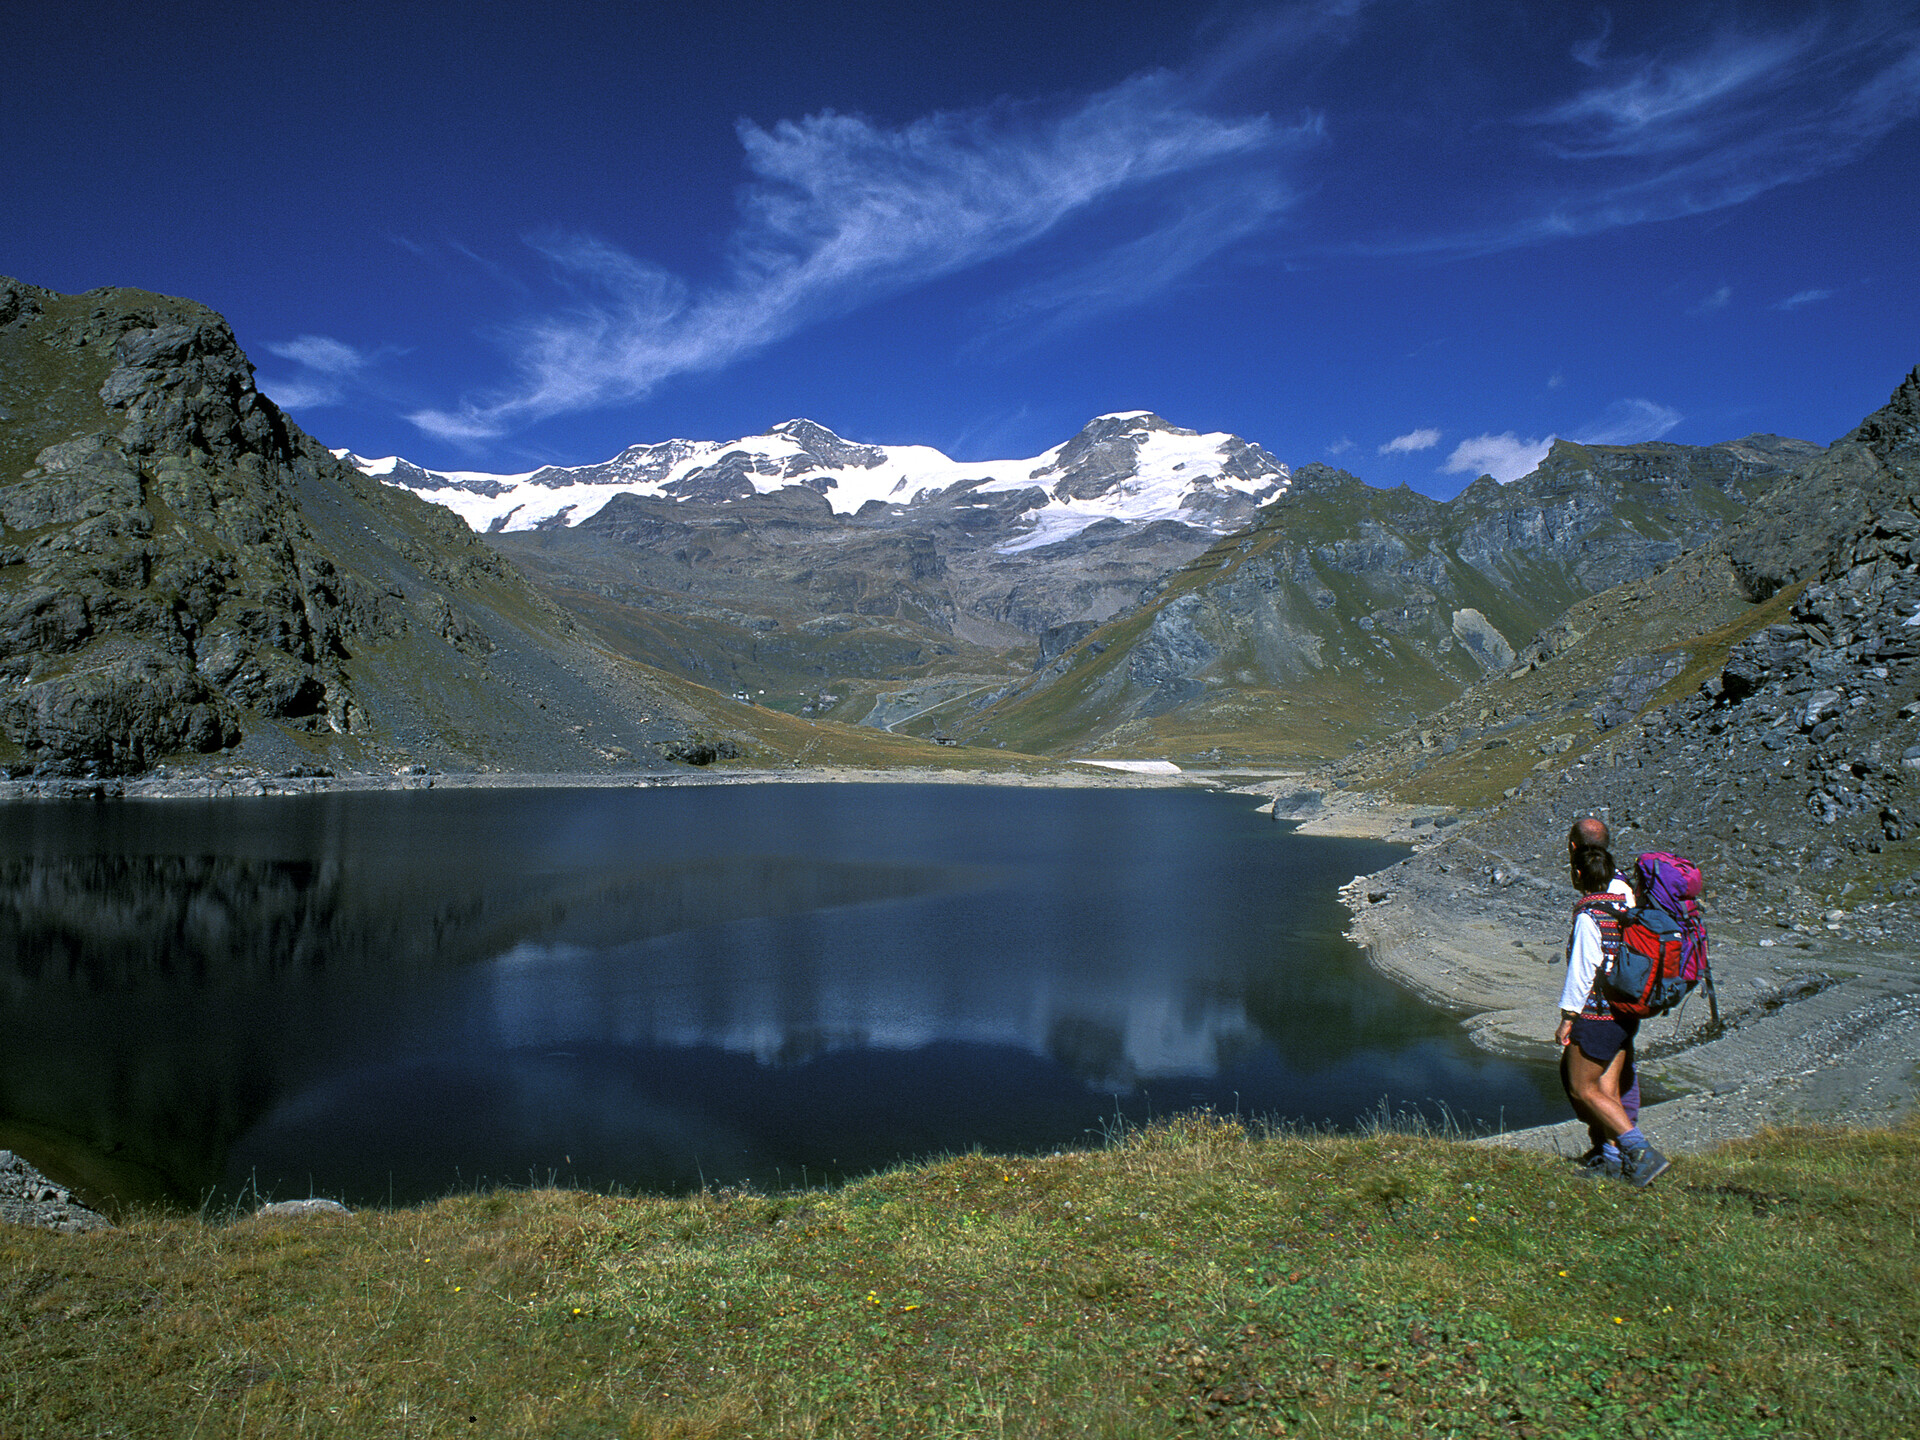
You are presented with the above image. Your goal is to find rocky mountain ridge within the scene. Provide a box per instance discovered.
[932,432,1817,759]
[356,413,1809,751]
[374,414,1296,728]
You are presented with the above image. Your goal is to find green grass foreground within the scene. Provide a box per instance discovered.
[4,1116,1916,1438]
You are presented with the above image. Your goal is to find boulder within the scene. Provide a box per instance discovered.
[1451,608,1516,672]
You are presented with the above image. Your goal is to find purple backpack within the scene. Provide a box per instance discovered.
[1633,851,1708,988]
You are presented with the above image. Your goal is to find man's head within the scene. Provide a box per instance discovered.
[1568,816,1610,854]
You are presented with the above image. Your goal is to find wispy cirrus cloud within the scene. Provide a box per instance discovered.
[1517,14,1920,232]
[261,334,378,410]
[1379,427,1440,455]
[1529,30,1814,160]
[1573,398,1683,445]
[1347,8,1920,259]
[396,2,1920,445]
[974,164,1310,354]
[1775,287,1836,310]
[1690,284,1732,314]
[410,73,1299,442]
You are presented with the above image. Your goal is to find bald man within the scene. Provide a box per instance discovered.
[1568,815,1610,856]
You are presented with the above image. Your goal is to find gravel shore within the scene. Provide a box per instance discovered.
[1220,779,1920,1156]
[1340,814,1919,1158]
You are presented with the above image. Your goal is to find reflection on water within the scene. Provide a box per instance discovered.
[0,785,1565,1208]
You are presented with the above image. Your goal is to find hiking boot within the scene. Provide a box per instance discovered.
[1573,1147,1621,1180]
[1621,1143,1671,1188]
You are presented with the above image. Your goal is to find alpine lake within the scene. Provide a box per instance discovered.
[0,783,1566,1213]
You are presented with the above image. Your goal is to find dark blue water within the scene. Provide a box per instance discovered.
[0,784,1563,1207]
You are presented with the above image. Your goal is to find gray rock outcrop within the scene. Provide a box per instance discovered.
[0,1149,111,1232]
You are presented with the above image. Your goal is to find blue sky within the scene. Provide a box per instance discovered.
[6,1,1917,496]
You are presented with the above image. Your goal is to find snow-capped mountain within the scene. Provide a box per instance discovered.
[338,412,1291,552]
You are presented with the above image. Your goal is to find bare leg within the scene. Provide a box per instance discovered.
[1563,1044,1633,1140]
[1561,1050,1610,1150]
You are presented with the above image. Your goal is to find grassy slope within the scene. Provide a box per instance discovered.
[5,1115,1914,1439]
[960,507,1464,765]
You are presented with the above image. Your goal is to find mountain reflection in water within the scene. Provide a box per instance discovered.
[0,785,1564,1208]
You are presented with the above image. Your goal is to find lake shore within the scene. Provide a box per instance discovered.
[1331,812,1920,1160]
[0,760,1211,803]
[1213,773,1920,1154]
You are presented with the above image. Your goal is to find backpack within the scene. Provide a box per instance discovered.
[1634,851,1709,989]
[1591,851,1709,1019]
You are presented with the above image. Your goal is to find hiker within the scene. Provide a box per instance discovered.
[1564,817,1641,1137]
[1558,840,1671,1187]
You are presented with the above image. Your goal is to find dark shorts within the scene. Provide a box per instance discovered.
[1570,1014,1639,1068]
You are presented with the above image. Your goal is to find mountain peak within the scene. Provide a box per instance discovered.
[760,417,888,471]
[347,412,1289,549]
[767,417,842,444]
[1073,410,1193,439]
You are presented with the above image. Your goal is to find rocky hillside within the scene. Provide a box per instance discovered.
[350,403,1808,761]
[941,434,1815,761]
[0,278,846,778]
[1334,366,1920,923]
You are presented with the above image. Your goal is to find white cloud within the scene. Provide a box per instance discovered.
[260,334,379,409]
[261,377,348,410]
[1438,397,1682,481]
[1775,287,1835,310]
[410,74,1294,442]
[1441,433,1553,483]
[266,335,370,375]
[1573,398,1683,445]
[1378,427,1440,455]
[1325,436,1354,455]
[1691,283,1732,313]
[1547,371,1564,389]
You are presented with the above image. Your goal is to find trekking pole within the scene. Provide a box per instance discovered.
[1702,943,1721,1033]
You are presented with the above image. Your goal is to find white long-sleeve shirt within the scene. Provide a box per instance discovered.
[1559,877,1635,1014]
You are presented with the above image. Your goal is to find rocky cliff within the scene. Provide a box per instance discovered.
[0,278,771,777]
